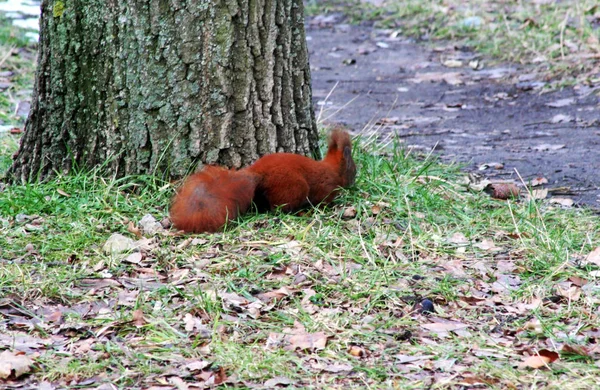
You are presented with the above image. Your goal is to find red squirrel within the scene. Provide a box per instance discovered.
[170,128,356,233]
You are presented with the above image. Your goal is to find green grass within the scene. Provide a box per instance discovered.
[1,131,599,388]
[308,0,600,87]
[0,13,36,175]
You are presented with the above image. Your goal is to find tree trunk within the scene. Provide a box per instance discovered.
[9,0,319,181]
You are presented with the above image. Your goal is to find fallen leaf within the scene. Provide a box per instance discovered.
[132,309,146,327]
[448,232,469,245]
[549,197,574,207]
[561,344,590,357]
[556,285,581,301]
[421,322,468,332]
[286,331,328,351]
[545,98,575,108]
[585,247,600,266]
[478,162,504,170]
[0,350,35,379]
[124,252,143,264]
[341,206,357,219]
[185,360,211,371]
[550,114,574,123]
[530,177,548,187]
[323,363,353,373]
[408,71,464,86]
[442,59,463,68]
[56,188,71,197]
[474,239,501,251]
[395,354,434,364]
[518,350,559,369]
[264,376,296,387]
[533,144,566,152]
[530,189,548,200]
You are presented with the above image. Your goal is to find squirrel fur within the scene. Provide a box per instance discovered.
[170,128,357,233]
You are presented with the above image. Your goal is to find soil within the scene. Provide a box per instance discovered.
[307,20,600,208]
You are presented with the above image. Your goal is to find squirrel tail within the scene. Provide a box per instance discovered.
[327,126,353,154]
[170,166,259,233]
[325,127,356,188]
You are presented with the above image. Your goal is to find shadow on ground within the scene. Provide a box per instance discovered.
[307,21,600,208]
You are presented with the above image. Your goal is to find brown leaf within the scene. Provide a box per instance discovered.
[127,221,143,239]
[561,344,591,357]
[257,286,294,302]
[585,247,600,266]
[124,252,143,264]
[132,309,146,327]
[264,376,296,387]
[185,360,212,372]
[342,206,357,219]
[0,350,35,379]
[568,276,588,287]
[549,197,574,207]
[530,177,548,187]
[286,331,328,351]
[556,285,581,301]
[421,322,469,332]
[322,363,353,373]
[519,350,559,369]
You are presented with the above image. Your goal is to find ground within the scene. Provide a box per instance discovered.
[1,2,600,389]
[307,19,600,208]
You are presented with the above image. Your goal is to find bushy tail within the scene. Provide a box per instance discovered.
[170,166,259,233]
[327,127,353,154]
[325,127,356,188]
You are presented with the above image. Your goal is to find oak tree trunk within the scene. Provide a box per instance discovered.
[9,0,319,181]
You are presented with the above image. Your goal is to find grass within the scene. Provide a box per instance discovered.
[308,0,600,87]
[1,129,600,388]
[0,13,36,175]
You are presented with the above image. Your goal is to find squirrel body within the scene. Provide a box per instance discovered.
[170,129,356,233]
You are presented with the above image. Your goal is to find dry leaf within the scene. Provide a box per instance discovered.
[585,247,600,266]
[342,206,357,219]
[442,59,463,68]
[550,114,574,123]
[530,177,548,187]
[545,98,575,108]
[408,71,464,86]
[518,350,559,369]
[132,309,146,327]
[556,285,581,301]
[549,197,574,207]
[448,232,469,245]
[124,252,143,264]
[0,350,35,379]
[530,189,548,200]
[264,376,296,387]
[286,331,328,351]
[56,188,71,197]
[474,239,501,251]
[561,344,590,357]
[323,363,353,373]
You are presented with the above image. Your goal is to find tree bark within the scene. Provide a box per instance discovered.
[9,0,319,181]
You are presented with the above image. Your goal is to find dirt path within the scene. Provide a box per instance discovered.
[307,22,600,208]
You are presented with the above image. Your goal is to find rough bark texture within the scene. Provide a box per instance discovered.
[10,0,319,181]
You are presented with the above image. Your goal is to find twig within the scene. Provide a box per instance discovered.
[0,45,15,68]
